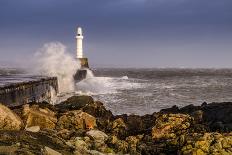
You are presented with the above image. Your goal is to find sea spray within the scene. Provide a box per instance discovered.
[75,70,141,96]
[75,69,116,95]
[34,42,80,93]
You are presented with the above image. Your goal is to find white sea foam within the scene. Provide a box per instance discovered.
[121,76,129,79]
[33,42,80,93]
[75,71,143,96]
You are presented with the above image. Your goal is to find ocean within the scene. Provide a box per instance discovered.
[2,68,232,115]
[76,68,232,115]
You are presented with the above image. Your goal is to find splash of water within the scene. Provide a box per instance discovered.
[34,42,80,93]
[75,70,142,95]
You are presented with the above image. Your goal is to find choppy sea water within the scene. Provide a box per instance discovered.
[0,68,45,87]
[1,68,232,115]
[76,68,232,115]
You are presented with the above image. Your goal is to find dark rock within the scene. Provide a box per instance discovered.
[179,104,201,114]
[160,105,180,113]
[82,101,113,119]
[113,114,156,137]
[55,96,94,113]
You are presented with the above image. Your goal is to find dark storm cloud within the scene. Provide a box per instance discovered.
[0,0,232,67]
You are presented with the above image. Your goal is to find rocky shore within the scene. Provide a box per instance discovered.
[0,96,232,155]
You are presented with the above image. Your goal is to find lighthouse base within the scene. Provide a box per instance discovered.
[74,58,90,82]
[78,58,89,68]
[74,69,87,82]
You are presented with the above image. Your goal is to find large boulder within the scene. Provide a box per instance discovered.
[86,130,110,153]
[0,103,23,130]
[200,102,232,131]
[86,130,108,144]
[55,96,94,113]
[57,110,97,130]
[152,114,193,140]
[82,101,113,119]
[22,104,57,129]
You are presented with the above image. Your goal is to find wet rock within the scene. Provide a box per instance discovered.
[0,103,23,130]
[175,102,232,132]
[55,95,94,113]
[25,126,40,132]
[57,110,97,130]
[179,104,201,114]
[83,101,113,119]
[83,101,114,133]
[201,102,232,131]
[126,115,145,135]
[192,110,204,123]
[152,114,193,140]
[160,105,180,113]
[22,104,57,129]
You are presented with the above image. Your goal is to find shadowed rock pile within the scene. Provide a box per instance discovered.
[0,96,232,155]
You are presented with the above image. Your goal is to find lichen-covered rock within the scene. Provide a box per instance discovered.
[0,145,19,154]
[67,137,89,154]
[180,132,232,155]
[57,110,97,130]
[107,135,129,153]
[22,104,57,129]
[86,130,108,143]
[111,118,127,139]
[152,114,193,140]
[86,130,110,153]
[0,103,23,130]
[126,135,142,154]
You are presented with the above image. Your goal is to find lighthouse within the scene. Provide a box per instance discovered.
[76,27,84,58]
[75,27,89,68]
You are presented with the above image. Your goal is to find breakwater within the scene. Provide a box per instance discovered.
[0,77,58,107]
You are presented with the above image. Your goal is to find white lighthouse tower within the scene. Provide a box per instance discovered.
[76,27,84,59]
[75,27,89,68]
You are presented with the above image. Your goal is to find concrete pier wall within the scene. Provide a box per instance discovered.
[0,77,58,107]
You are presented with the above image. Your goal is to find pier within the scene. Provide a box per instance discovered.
[0,76,58,107]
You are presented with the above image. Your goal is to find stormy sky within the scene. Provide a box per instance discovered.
[0,0,232,68]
